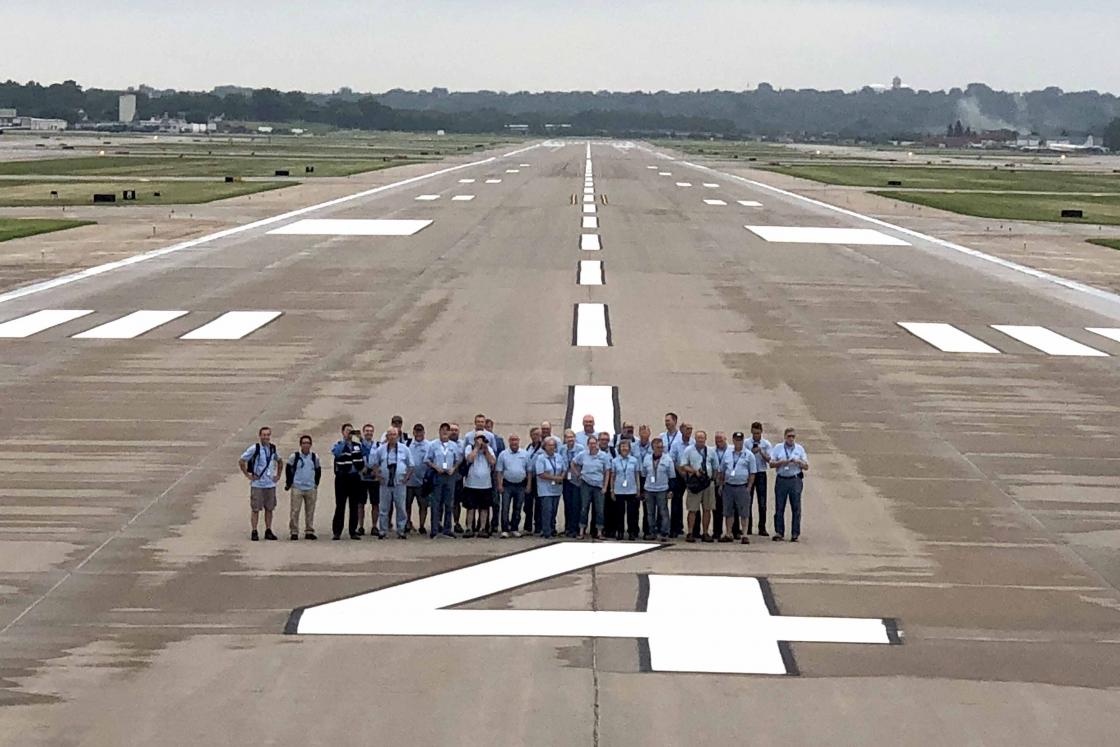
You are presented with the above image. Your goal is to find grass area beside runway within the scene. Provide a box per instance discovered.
[1088,238,1120,250]
[651,139,791,160]
[0,155,421,178]
[0,180,290,206]
[0,217,95,242]
[873,190,1120,226]
[765,163,1120,192]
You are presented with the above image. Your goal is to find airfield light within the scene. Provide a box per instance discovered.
[98,150,105,155]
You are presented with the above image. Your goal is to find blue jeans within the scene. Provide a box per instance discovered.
[563,480,581,536]
[501,482,527,532]
[539,493,561,537]
[580,481,605,532]
[379,483,407,536]
[646,490,669,537]
[774,476,803,538]
[430,474,455,535]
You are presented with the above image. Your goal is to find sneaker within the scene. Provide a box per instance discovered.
[264,529,278,541]
[718,536,733,543]
[251,530,259,541]
[305,532,317,540]
[332,534,341,541]
[464,530,475,539]
[686,536,697,543]
[290,533,299,541]
[397,533,407,540]
[357,527,365,536]
[758,529,769,537]
[377,532,387,540]
[772,535,784,542]
[499,532,509,539]
[511,530,521,538]
[454,523,464,534]
[702,534,714,543]
[791,536,799,543]
[741,536,750,545]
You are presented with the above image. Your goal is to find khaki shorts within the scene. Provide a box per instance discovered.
[685,483,715,512]
[250,486,277,512]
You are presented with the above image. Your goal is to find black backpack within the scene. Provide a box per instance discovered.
[248,443,277,479]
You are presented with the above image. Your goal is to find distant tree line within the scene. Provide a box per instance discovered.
[2,79,1119,144]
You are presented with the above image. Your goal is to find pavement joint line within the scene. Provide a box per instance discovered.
[651,149,1120,310]
[0,141,542,307]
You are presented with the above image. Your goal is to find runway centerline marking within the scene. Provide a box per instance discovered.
[745,226,911,246]
[581,234,601,251]
[452,195,475,201]
[573,302,611,347]
[658,172,671,176]
[268,219,433,237]
[583,204,596,214]
[991,325,1107,356]
[578,260,603,285]
[414,194,441,201]
[704,199,727,206]
[583,194,595,203]
[180,311,282,340]
[288,544,900,675]
[567,384,619,436]
[583,216,599,229]
[506,169,520,173]
[72,310,189,339]
[0,309,93,338]
[738,200,763,208]
[898,322,1000,354]
[675,182,692,187]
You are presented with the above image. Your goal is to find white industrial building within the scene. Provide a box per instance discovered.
[119,93,137,123]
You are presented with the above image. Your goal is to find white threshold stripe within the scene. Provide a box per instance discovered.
[583,217,599,229]
[0,146,547,307]
[485,179,502,184]
[0,309,94,338]
[568,384,618,437]
[578,260,603,285]
[654,150,1120,309]
[658,172,671,176]
[1087,327,1120,344]
[73,310,188,339]
[991,325,1107,356]
[506,169,520,173]
[746,226,910,246]
[415,194,440,201]
[180,311,282,340]
[269,219,432,236]
[458,178,476,183]
[574,303,610,346]
[452,195,475,201]
[704,199,727,206]
[738,200,763,208]
[675,182,692,187]
[703,183,719,188]
[581,234,601,251]
[898,322,1000,353]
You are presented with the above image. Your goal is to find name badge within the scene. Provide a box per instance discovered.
[730,468,736,477]
[621,479,628,489]
[442,459,448,469]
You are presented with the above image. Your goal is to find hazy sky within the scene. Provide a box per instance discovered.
[3,1,1118,94]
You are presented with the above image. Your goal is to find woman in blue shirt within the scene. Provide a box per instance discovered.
[608,440,642,540]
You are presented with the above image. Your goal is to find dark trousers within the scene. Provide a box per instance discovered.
[431,475,455,535]
[749,472,768,534]
[669,477,685,537]
[453,478,463,526]
[358,480,378,529]
[332,474,362,538]
[605,491,622,537]
[712,484,724,539]
[774,475,803,538]
[501,482,527,532]
[563,480,580,536]
[523,487,538,534]
[618,494,640,539]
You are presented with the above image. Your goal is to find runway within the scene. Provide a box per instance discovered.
[1,139,1119,745]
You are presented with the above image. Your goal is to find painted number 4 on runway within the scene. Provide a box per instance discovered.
[286,543,902,675]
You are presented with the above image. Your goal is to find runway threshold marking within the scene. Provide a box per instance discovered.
[1087,327,1120,344]
[288,543,901,675]
[452,195,475,201]
[704,199,727,206]
[991,325,1107,356]
[573,302,611,346]
[268,219,433,236]
[583,194,595,203]
[738,200,763,208]
[180,311,282,340]
[675,182,692,187]
[745,226,911,246]
[581,234,601,251]
[578,260,603,285]
[898,322,1000,354]
[72,310,188,339]
[0,309,93,338]
[485,179,502,184]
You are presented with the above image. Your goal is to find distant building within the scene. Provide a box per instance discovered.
[505,124,530,134]
[119,94,137,123]
[25,117,68,131]
[0,108,17,127]
[892,76,903,90]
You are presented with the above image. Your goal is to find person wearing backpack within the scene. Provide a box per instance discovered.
[678,429,720,543]
[238,426,282,541]
[284,434,321,540]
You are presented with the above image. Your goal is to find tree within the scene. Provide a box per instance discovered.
[1105,118,1120,152]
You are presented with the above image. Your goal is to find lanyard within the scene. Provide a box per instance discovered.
[731,449,747,473]
[617,457,634,482]
[716,449,725,469]
[665,431,678,451]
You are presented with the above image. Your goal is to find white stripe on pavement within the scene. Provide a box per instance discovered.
[269,219,433,236]
[180,311,282,340]
[574,303,610,347]
[583,217,599,229]
[990,325,1108,356]
[452,195,475,201]
[568,385,618,437]
[898,322,1000,354]
[0,309,94,338]
[737,200,763,208]
[581,234,601,251]
[1087,327,1120,344]
[73,310,188,339]
[583,204,596,214]
[578,260,603,285]
[703,199,727,206]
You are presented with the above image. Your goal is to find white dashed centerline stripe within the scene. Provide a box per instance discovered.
[583,217,599,230]
[573,303,611,347]
[0,309,94,338]
[506,169,520,174]
[452,195,475,201]
[567,385,619,437]
[990,325,1108,356]
[658,172,671,176]
[180,311,283,340]
[704,199,727,206]
[578,260,604,286]
[583,194,595,203]
[675,182,692,187]
[73,310,188,339]
[583,204,596,214]
[898,323,1000,354]
[703,183,719,188]
[738,200,763,208]
[581,234,601,251]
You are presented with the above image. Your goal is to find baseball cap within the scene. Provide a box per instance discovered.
[732,431,744,439]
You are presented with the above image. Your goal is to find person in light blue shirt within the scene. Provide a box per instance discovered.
[369,427,413,539]
[534,438,566,539]
[425,423,461,538]
[560,430,584,537]
[747,421,773,537]
[573,438,612,538]
[574,414,598,449]
[662,419,694,538]
[642,437,675,539]
[720,431,754,545]
[496,434,531,537]
[462,433,496,538]
[406,424,432,536]
[608,440,642,540]
[283,434,321,541]
[770,427,809,542]
[238,426,282,542]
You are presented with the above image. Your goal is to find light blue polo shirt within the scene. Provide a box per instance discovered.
[630,440,653,466]
[748,437,773,474]
[560,442,584,482]
[772,442,808,478]
[643,454,675,492]
[289,451,318,491]
[464,445,495,489]
[680,444,719,476]
[658,430,693,464]
[426,439,461,473]
[497,448,531,484]
[407,439,431,487]
[611,454,641,495]
[575,450,612,488]
[241,443,280,489]
[723,447,752,486]
[464,429,497,451]
[370,442,413,487]
[534,452,567,497]
[574,429,598,449]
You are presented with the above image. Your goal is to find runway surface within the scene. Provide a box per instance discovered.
[1,140,1120,745]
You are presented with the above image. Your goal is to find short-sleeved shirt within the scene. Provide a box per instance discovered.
[497,448,531,484]
[772,442,808,478]
[680,444,719,476]
[525,442,545,476]
[723,447,753,486]
[611,454,641,495]
[713,445,732,478]
[288,451,319,491]
[643,453,676,492]
[575,450,612,488]
[534,452,567,497]
[630,440,654,468]
[560,442,584,481]
[370,442,413,487]
[574,430,598,449]
[358,439,379,481]
[464,429,497,451]
[658,430,693,464]
[464,445,496,489]
[746,438,772,473]
[407,439,431,487]
[426,439,462,473]
[241,443,280,489]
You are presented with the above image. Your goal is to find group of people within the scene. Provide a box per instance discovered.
[237,412,809,545]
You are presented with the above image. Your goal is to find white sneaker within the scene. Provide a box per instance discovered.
[500,531,509,539]
[511,530,521,538]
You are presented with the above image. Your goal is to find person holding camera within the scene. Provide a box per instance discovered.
[463,433,497,537]
[747,421,772,537]
[371,427,413,539]
[678,429,719,543]
[284,434,321,540]
[238,426,282,542]
[330,423,366,540]
[356,423,378,536]
[771,427,809,542]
